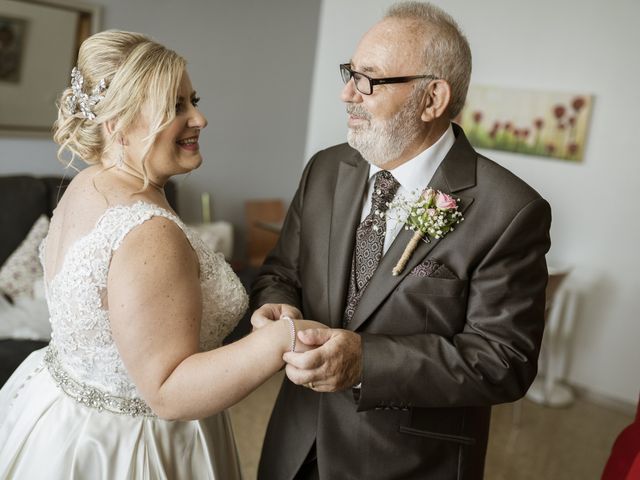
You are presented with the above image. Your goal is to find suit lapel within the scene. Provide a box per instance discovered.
[347,124,477,331]
[327,154,370,327]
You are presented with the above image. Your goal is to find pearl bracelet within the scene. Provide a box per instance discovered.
[282,316,296,352]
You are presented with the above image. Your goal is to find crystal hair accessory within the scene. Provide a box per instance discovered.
[66,67,107,120]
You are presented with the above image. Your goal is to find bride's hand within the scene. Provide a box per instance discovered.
[251,303,302,330]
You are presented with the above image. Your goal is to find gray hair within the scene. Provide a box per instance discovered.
[384,1,472,119]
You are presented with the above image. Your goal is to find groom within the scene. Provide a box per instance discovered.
[251,2,551,479]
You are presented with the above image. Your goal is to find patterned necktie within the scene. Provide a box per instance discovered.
[343,170,400,326]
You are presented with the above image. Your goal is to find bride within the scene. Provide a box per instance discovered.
[0,30,321,479]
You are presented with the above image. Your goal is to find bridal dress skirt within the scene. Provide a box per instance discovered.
[0,349,242,479]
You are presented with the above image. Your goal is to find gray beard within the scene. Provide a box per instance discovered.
[347,90,423,168]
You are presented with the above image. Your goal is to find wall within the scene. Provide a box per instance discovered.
[305,0,640,405]
[0,0,321,258]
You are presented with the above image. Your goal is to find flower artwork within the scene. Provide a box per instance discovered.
[459,85,593,162]
[388,189,463,276]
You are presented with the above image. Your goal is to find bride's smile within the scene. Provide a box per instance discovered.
[124,72,207,184]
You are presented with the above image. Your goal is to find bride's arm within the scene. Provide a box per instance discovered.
[107,216,312,421]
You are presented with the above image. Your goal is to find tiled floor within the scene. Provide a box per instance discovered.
[229,373,633,480]
[485,395,632,480]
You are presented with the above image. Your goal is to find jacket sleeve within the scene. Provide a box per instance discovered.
[358,196,552,411]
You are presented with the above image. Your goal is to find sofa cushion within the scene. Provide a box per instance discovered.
[0,215,49,301]
[0,289,50,341]
[0,176,49,266]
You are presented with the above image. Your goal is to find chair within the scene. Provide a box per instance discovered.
[244,199,285,268]
[513,267,572,425]
[525,266,574,407]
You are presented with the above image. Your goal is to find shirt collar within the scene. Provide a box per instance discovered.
[368,123,455,193]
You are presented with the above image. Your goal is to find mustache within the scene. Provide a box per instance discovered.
[346,104,371,120]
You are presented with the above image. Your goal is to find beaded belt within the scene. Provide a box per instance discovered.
[44,347,156,417]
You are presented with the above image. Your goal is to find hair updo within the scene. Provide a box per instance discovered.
[53,30,186,168]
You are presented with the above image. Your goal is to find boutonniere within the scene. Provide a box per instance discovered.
[388,188,464,276]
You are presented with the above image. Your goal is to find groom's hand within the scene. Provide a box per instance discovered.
[251,303,302,330]
[283,329,362,392]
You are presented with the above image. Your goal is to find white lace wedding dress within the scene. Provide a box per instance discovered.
[0,201,248,479]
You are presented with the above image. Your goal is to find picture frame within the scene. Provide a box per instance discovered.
[0,0,102,137]
[0,14,27,83]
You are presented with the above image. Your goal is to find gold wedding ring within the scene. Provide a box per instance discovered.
[306,382,315,389]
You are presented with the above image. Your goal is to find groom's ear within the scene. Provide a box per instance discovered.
[420,79,451,122]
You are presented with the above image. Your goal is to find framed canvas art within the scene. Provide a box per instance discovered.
[459,85,593,162]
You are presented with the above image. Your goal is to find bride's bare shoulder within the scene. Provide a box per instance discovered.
[122,214,188,248]
[48,167,114,237]
[109,214,198,283]
[58,167,164,221]
[54,166,107,212]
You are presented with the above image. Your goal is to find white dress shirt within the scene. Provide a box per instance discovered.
[360,123,456,254]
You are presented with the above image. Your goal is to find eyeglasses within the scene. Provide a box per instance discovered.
[340,63,436,95]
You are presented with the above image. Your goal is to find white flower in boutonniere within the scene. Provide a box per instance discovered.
[388,188,464,276]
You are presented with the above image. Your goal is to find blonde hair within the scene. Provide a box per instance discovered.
[53,30,186,182]
[385,2,472,119]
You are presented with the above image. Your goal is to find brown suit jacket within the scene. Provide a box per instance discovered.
[252,125,551,480]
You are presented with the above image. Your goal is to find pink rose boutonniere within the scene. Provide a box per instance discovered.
[389,188,464,276]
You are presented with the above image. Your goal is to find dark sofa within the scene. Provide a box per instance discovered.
[0,174,178,386]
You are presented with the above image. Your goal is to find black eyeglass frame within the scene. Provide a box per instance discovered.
[340,63,436,95]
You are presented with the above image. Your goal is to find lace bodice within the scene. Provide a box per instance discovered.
[40,201,248,400]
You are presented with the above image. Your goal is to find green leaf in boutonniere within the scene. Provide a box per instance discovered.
[388,188,464,276]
